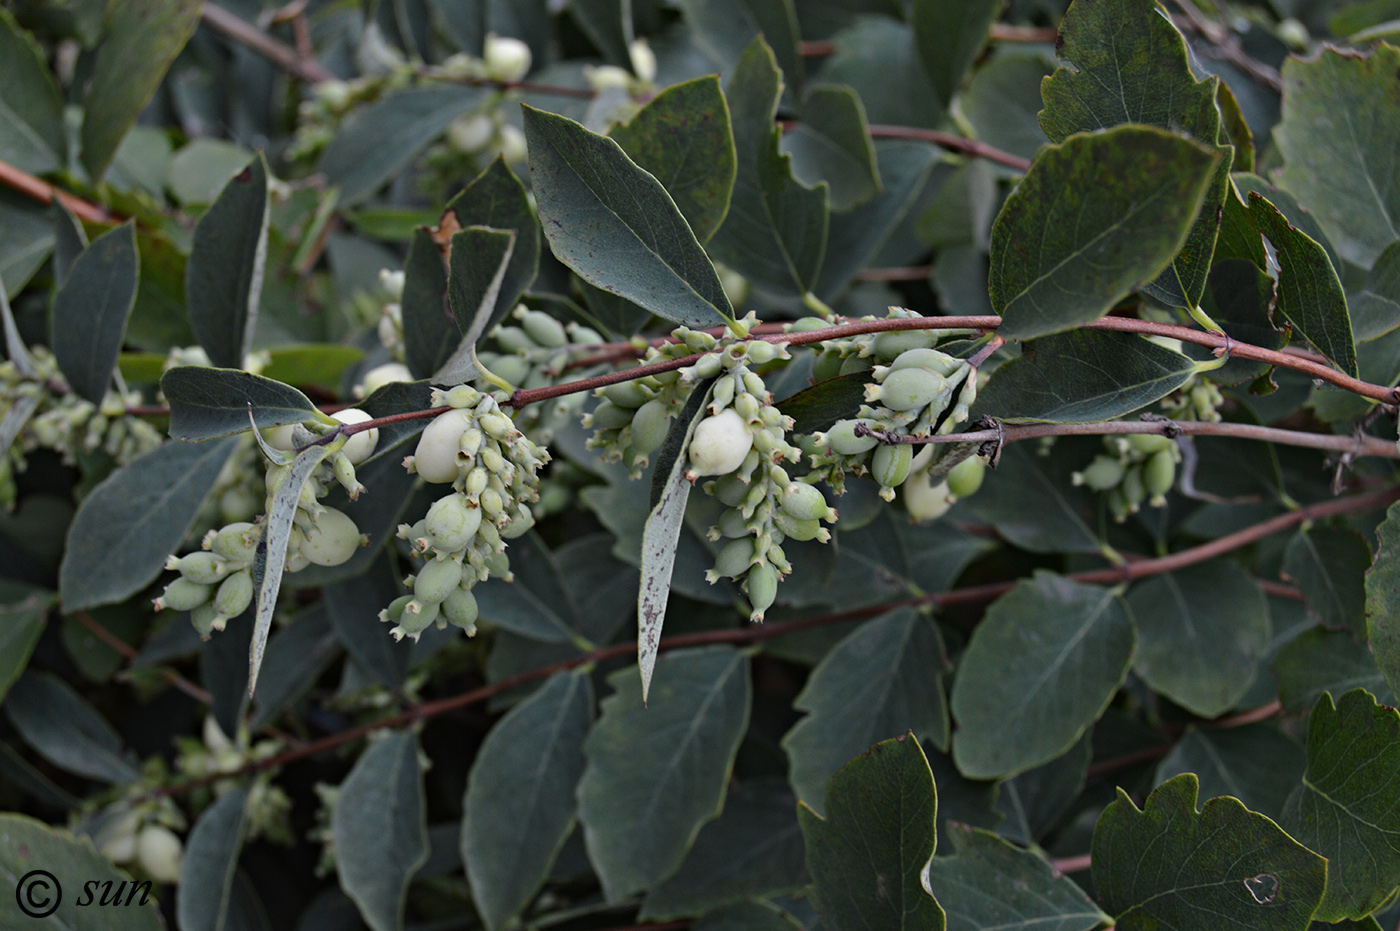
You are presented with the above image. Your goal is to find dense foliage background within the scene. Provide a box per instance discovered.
[3,0,1400,929]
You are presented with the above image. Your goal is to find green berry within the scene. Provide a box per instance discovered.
[495,326,535,353]
[1144,449,1175,499]
[945,456,986,498]
[838,354,874,376]
[871,329,935,362]
[156,578,212,612]
[745,563,779,621]
[213,570,254,619]
[630,399,672,456]
[871,443,914,489]
[873,368,949,412]
[811,351,844,382]
[425,494,482,552]
[301,508,362,567]
[717,507,749,538]
[713,472,750,507]
[173,552,231,585]
[1127,432,1175,455]
[779,483,830,522]
[210,523,260,563]
[601,380,651,409]
[823,420,879,456]
[1076,456,1126,491]
[713,538,753,579]
[519,309,567,348]
[441,587,479,632]
[889,348,961,377]
[773,512,823,541]
[414,556,465,604]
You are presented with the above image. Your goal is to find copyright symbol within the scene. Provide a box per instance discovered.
[16,870,60,918]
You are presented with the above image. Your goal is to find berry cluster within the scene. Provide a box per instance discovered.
[1073,433,1181,521]
[385,385,548,640]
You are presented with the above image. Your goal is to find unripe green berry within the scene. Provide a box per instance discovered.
[425,494,482,552]
[872,368,948,412]
[415,410,473,483]
[1075,456,1126,491]
[630,399,672,457]
[479,488,504,519]
[1127,433,1175,455]
[1144,449,1175,498]
[156,578,212,612]
[872,443,914,489]
[712,538,754,579]
[495,326,535,353]
[945,456,986,498]
[214,570,254,619]
[688,409,753,476]
[500,506,533,539]
[491,355,532,387]
[773,512,823,541]
[518,309,567,347]
[746,340,782,365]
[301,508,362,567]
[823,420,879,456]
[780,483,829,522]
[172,552,231,585]
[479,411,513,440]
[713,472,750,507]
[602,381,651,409]
[889,347,961,377]
[590,401,634,431]
[745,563,779,621]
[414,557,465,604]
[717,507,749,538]
[1120,464,1146,510]
[191,603,222,638]
[464,467,490,496]
[332,408,379,464]
[811,351,844,382]
[392,599,441,640]
[380,595,413,625]
[690,353,724,380]
[872,329,936,362]
[441,587,479,633]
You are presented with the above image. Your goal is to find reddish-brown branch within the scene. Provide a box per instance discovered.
[867,125,1033,172]
[73,610,212,705]
[0,160,116,225]
[201,2,334,84]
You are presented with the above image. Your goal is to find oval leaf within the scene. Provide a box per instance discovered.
[161,367,323,441]
[178,785,250,931]
[186,154,270,370]
[0,8,66,175]
[333,731,429,931]
[443,158,540,331]
[50,221,139,404]
[4,671,140,783]
[524,104,733,328]
[989,125,1222,341]
[59,435,241,611]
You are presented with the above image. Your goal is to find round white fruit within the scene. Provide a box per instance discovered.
[414,410,473,483]
[332,408,378,464]
[688,409,753,477]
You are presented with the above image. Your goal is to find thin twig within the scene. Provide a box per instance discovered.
[856,265,933,282]
[73,610,211,705]
[868,124,1033,172]
[1051,852,1093,875]
[201,2,334,84]
[1170,2,1284,94]
[150,484,1394,799]
[0,159,115,224]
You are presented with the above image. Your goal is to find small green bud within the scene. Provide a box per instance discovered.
[601,381,651,409]
[495,326,535,353]
[871,368,949,412]
[871,443,914,489]
[1144,449,1175,500]
[690,353,724,380]
[391,599,441,641]
[745,563,779,621]
[745,340,782,365]
[191,603,221,638]
[779,483,830,522]
[173,552,231,585]
[1120,464,1146,511]
[1075,456,1126,491]
[414,557,465,604]
[711,538,754,580]
[518,309,568,348]
[479,488,505,519]
[945,456,986,498]
[380,595,413,625]
[478,411,513,440]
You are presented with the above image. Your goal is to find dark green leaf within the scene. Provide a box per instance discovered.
[781,84,879,211]
[911,0,1000,110]
[79,0,201,181]
[693,901,803,931]
[1275,46,1400,269]
[1247,193,1358,377]
[162,367,325,441]
[990,125,1221,340]
[178,785,250,931]
[1094,774,1325,931]
[473,531,579,643]
[50,221,138,404]
[432,226,515,384]
[952,572,1134,779]
[797,734,944,931]
[995,733,1091,846]
[186,154,270,370]
[776,371,866,434]
[678,0,804,88]
[1272,627,1395,714]
[814,141,942,300]
[960,440,1102,555]
[524,105,732,328]
[1368,499,1400,697]
[463,669,592,931]
[709,37,829,297]
[1127,562,1271,718]
[250,606,339,729]
[960,54,1055,168]
[333,731,429,931]
[974,329,1196,423]
[1039,0,1230,309]
[319,85,486,206]
[1284,526,1370,636]
[1196,258,1285,384]
[571,0,632,67]
[1282,690,1400,921]
[1350,239,1400,342]
[168,139,255,206]
[0,586,50,704]
[782,609,949,811]
[399,228,451,380]
[641,780,807,919]
[928,825,1109,931]
[50,200,87,288]
[577,646,750,900]
[0,814,161,929]
[59,436,240,610]
[0,187,54,296]
[4,671,139,782]
[443,158,541,332]
[1155,725,1305,822]
[200,607,251,739]
[322,554,411,689]
[610,76,737,243]
[816,17,940,128]
[0,8,66,174]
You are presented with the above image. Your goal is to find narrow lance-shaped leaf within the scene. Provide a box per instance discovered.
[974,329,1196,423]
[51,200,88,287]
[463,669,593,931]
[162,367,329,440]
[951,571,1134,779]
[639,384,713,700]
[610,76,737,243]
[1367,499,1400,698]
[708,37,829,297]
[431,226,515,386]
[4,671,140,783]
[1247,192,1358,377]
[797,734,945,931]
[186,154,270,370]
[1274,45,1400,269]
[333,732,429,931]
[1282,689,1400,922]
[80,0,201,181]
[0,7,66,175]
[1038,0,1232,310]
[579,647,751,900]
[59,435,242,611]
[523,105,733,328]
[990,126,1221,340]
[178,785,250,931]
[50,221,139,404]
[1094,774,1326,931]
